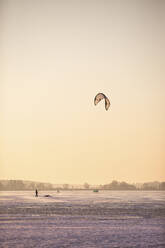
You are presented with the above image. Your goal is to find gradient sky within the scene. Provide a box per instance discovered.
[1,0,165,184]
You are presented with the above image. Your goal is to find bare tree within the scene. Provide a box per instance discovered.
[84,182,90,189]
[63,184,69,190]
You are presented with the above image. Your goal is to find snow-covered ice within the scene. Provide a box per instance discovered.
[0,191,165,247]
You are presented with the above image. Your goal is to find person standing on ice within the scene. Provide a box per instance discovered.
[35,189,38,197]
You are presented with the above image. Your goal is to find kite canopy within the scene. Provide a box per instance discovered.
[94,93,110,111]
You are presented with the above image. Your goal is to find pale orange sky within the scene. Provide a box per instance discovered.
[1,0,165,184]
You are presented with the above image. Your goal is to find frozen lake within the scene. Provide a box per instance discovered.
[0,190,165,247]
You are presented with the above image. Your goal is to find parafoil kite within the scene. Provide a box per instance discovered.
[94,93,110,111]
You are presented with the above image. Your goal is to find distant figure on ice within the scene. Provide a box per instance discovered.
[35,189,38,197]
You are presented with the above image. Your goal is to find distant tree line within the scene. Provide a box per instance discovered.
[99,181,165,190]
[99,180,136,190]
[0,180,165,191]
[0,180,54,191]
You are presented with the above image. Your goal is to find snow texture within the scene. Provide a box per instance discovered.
[0,191,165,247]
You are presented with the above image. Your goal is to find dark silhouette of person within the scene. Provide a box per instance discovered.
[35,189,38,197]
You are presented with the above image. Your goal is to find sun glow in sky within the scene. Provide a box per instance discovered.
[1,0,165,184]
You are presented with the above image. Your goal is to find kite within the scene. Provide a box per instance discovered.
[94,93,110,111]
